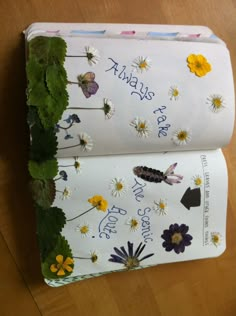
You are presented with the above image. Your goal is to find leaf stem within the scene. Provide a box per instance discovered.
[67,206,96,221]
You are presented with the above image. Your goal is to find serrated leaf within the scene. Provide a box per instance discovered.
[41,235,74,279]
[29,36,67,65]
[30,125,58,161]
[38,92,68,129]
[26,57,45,84]
[30,179,55,208]
[27,81,50,107]
[29,159,58,180]
[46,64,67,97]
[36,206,66,260]
[27,107,42,128]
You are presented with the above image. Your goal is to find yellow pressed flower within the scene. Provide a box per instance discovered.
[88,195,108,212]
[187,54,211,77]
[50,255,74,276]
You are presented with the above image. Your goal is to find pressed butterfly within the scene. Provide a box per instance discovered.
[133,163,183,185]
[78,72,99,98]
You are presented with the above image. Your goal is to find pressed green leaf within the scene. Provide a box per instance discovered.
[38,92,68,129]
[27,81,50,107]
[36,206,66,261]
[28,159,58,180]
[30,125,58,162]
[41,235,74,279]
[46,64,67,96]
[29,36,67,65]
[30,179,55,209]
[26,57,45,84]
[27,107,42,128]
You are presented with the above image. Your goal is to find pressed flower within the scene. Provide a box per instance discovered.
[172,128,192,146]
[74,157,82,174]
[161,224,193,254]
[75,223,91,237]
[109,241,154,269]
[103,98,115,119]
[78,132,93,151]
[187,54,211,77]
[169,86,180,100]
[126,217,139,231]
[59,170,68,181]
[110,178,127,197]
[130,117,152,137]
[90,250,99,263]
[132,56,151,73]
[84,46,100,66]
[88,195,108,212]
[50,255,74,276]
[211,232,222,247]
[153,199,168,215]
[60,187,71,200]
[192,175,203,187]
[207,94,225,112]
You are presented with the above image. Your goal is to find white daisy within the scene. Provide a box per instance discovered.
[172,128,192,145]
[168,86,180,100]
[211,232,222,247]
[153,199,168,215]
[84,46,100,66]
[103,98,115,119]
[75,223,91,238]
[192,175,203,187]
[132,56,151,73]
[206,94,225,112]
[110,178,127,197]
[78,132,93,151]
[90,250,99,263]
[126,217,139,231]
[60,187,71,200]
[130,117,152,137]
[74,157,82,174]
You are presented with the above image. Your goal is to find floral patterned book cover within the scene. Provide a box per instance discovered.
[25,23,234,287]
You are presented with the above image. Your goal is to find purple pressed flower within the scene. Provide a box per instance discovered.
[59,170,68,181]
[64,134,73,140]
[108,241,154,270]
[71,114,81,123]
[164,163,183,185]
[161,223,193,254]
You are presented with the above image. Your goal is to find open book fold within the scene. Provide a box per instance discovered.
[25,23,235,287]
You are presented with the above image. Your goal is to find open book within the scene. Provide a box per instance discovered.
[25,23,235,287]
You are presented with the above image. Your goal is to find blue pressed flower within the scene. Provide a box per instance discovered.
[59,170,68,181]
[161,223,193,254]
[108,241,154,270]
[71,114,81,123]
[64,115,72,124]
[64,134,73,140]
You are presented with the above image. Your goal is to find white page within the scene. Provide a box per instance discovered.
[50,149,227,285]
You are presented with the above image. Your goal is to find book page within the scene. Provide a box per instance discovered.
[50,149,227,283]
[53,36,234,157]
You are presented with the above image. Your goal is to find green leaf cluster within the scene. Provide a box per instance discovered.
[26,36,68,129]
[29,159,58,180]
[30,179,56,209]
[41,235,74,279]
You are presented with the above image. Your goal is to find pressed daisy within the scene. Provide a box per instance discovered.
[153,199,168,215]
[132,56,151,73]
[169,86,180,100]
[75,223,91,237]
[79,132,93,151]
[211,232,222,247]
[74,157,82,174]
[172,128,192,146]
[90,250,99,263]
[110,178,127,197]
[187,54,211,77]
[103,98,115,119]
[109,241,154,270]
[84,46,100,66]
[60,187,71,200]
[126,217,139,231]
[88,195,108,212]
[130,117,152,137]
[207,94,225,112]
[192,175,203,187]
[50,255,74,276]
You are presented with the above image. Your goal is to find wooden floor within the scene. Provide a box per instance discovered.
[0,1,236,315]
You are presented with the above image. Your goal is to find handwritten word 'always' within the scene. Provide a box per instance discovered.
[153,106,171,137]
[98,205,127,239]
[105,58,155,101]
